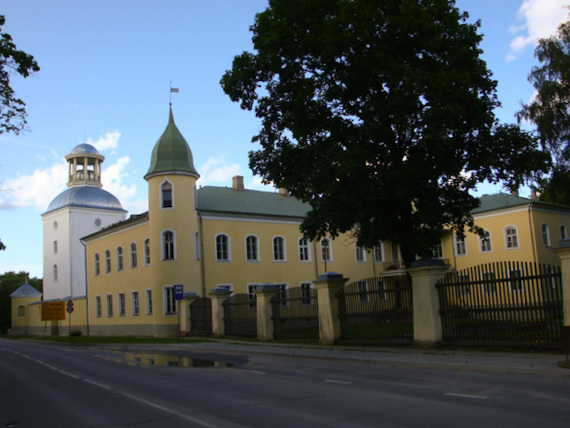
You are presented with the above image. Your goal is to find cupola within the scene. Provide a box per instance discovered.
[65,143,104,188]
[144,107,199,181]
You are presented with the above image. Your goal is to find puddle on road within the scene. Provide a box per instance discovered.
[121,352,235,368]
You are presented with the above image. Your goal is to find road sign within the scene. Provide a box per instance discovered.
[41,301,66,321]
[173,284,184,300]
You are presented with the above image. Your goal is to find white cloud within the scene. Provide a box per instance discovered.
[87,131,121,152]
[101,155,138,209]
[197,156,242,187]
[507,0,568,60]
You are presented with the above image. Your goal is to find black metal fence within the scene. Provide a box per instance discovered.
[189,297,212,335]
[337,275,413,344]
[437,261,563,348]
[223,293,257,337]
[272,286,319,341]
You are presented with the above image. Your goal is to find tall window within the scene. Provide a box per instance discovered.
[195,232,200,260]
[561,225,567,240]
[432,242,443,259]
[144,239,150,265]
[53,264,58,281]
[117,246,124,271]
[95,296,102,317]
[300,282,312,305]
[454,235,466,257]
[391,243,401,265]
[321,238,332,262]
[542,223,551,247]
[355,245,366,262]
[118,293,126,316]
[505,226,519,249]
[105,250,111,273]
[164,287,177,315]
[482,271,496,294]
[509,269,524,292]
[298,238,310,262]
[161,181,173,208]
[132,291,140,316]
[216,234,230,261]
[373,244,384,262]
[248,284,259,308]
[246,235,259,261]
[94,253,100,276]
[273,236,286,261]
[479,230,492,253]
[53,240,58,254]
[106,294,113,317]
[162,231,175,260]
[357,280,369,302]
[130,243,137,268]
[146,289,153,315]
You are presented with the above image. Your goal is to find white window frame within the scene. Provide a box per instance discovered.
[105,249,112,273]
[320,238,333,262]
[298,237,311,262]
[245,235,259,262]
[164,286,178,315]
[118,293,126,316]
[130,242,137,268]
[106,294,113,317]
[432,241,443,259]
[146,289,153,315]
[247,284,259,308]
[355,245,366,263]
[273,236,286,262]
[94,253,100,276]
[216,284,234,293]
[95,296,102,317]
[479,230,492,253]
[162,230,176,261]
[504,226,519,250]
[160,179,174,209]
[132,291,140,316]
[541,223,551,247]
[215,233,231,262]
[373,244,384,262]
[454,235,467,257]
[144,239,151,265]
[117,246,124,271]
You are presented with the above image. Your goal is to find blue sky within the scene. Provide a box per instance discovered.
[0,0,568,279]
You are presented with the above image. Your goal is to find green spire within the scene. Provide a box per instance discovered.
[144,107,199,180]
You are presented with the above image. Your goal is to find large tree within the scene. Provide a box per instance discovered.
[222,0,547,267]
[0,14,39,135]
[518,18,570,206]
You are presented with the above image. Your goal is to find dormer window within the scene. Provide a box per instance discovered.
[161,181,173,208]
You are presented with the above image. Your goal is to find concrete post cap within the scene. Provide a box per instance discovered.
[209,287,232,295]
[316,272,344,281]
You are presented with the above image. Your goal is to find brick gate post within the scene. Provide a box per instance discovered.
[179,292,198,335]
[407,259,450,347]
[553,239,570,327]
[209,288,232,337]
[256,284,280,341]
[313,272,348,344]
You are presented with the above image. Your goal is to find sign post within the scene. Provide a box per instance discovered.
[174,285,183,333]
[66,300,74,335]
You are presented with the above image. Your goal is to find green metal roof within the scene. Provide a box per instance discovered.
[144,107,199,180]
[472,193,570,215]
[196,186,310,218]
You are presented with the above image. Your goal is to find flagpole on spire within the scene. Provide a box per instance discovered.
[169,81,179,106]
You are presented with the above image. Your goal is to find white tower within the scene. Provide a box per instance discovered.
[42,144,127,300]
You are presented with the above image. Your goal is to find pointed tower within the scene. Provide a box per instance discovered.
[144,107,202,302]
[42,144,126,300]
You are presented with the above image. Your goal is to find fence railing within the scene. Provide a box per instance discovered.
[272,287,319,341]
[223,293,257,337]
[337,275,413,344]
[437,261,563,348]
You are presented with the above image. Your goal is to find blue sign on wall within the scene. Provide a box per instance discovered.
[173,284,184,300]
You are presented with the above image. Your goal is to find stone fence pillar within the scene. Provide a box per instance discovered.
[553,239,570,327]
[179,292,198,335]
[407,259,449,347]
[209,288,232,337]
[256,284,280,341]
[313,272,348,344]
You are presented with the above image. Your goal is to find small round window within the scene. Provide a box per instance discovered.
[94,219,102,227]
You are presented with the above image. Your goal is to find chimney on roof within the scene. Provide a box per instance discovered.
[232,175,244,191]
[279,188,289,196]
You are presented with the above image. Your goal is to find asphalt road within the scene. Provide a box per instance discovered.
[1,338,569,427]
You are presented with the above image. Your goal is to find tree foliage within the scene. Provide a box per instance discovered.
[221,0,548,266]
[0,271,42,332]
[0,14,40,135]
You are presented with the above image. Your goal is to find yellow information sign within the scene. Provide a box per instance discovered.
[41,301,66,321]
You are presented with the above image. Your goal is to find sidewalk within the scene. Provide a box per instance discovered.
[174,339,570,376]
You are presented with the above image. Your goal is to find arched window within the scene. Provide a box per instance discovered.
[479,230,492,253]
[105,250,111,273]
[94,253,100,276]
[246,235,258,261]
[161,181,173,208]
[144,239,151,265]
[504,226,519,249]
[162,231,175,260]
[273,236,286,261]
[18,305,25,317]
[454,235,466,256]
[53,264,58,281]
[321,238,332,262]
[216,234,230,261]
[542,223,551,247]
[298,237,310,262]
[116,246,124,271]
[130,242,137,268]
